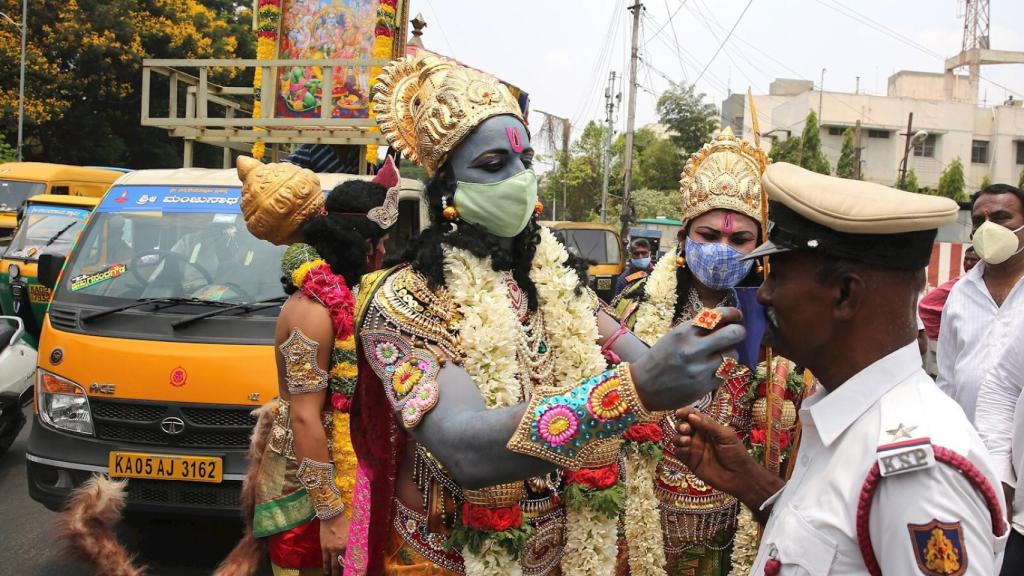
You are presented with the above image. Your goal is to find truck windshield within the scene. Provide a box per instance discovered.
[5,204,91,261]
[57,210,286,306]
[0,180,46,212]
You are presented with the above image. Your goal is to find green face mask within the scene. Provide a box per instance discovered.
[454,169,538,238]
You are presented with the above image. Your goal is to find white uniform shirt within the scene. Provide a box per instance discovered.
[935,263,1024,422]
[976,321,1024,535]
[751,343,1007,575]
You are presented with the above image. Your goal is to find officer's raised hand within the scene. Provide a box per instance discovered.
[630,307,746,411]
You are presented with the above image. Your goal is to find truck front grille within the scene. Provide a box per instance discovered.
[90,399,257,449]
[125,478,242,508]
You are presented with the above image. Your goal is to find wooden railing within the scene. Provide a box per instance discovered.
[141,58,391,166]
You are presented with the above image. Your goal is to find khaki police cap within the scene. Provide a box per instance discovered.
[746,163,960,269]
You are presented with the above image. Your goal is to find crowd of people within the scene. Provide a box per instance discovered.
[61,54,1024,576]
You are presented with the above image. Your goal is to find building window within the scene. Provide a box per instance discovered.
[913,134,936,158]
[868,129,890,139]
[971,140,989,164]
[827,126,845,136]
[1016,141,1024,165]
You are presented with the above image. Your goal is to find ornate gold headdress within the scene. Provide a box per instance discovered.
[237,156,323,246]
[372,55,524,177]
[679,126,770,225]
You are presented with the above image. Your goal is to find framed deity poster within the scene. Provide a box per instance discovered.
[256,0,407,120]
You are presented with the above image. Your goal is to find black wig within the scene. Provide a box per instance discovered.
[283,179,391,292]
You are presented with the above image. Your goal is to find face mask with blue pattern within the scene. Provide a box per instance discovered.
[684,240,754,290]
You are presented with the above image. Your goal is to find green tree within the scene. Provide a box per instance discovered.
[937,157,967,203]
[611,128,683,192]
[0,0,255,168]
[905,168,919,194]
[836,127,856,178]
[1018,169,1024,189]
[656,84,719,155]
[768,137,801,164]
[540,121,609,221]
[629,188,678,220]
[0,132,13,162]
[980,174,992,190]
[798,110,830,175]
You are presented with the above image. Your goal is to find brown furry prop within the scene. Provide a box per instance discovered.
[212,399,277,576]
[57,475,146,576]
[56,401,279,576]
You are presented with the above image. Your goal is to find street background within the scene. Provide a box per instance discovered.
[0,406,271,576]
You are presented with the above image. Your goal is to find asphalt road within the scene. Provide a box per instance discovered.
[0,406,272,576]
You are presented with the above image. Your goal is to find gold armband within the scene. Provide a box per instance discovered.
[296,458,346,520]
[280,329,328,395]
[507,363,661,470]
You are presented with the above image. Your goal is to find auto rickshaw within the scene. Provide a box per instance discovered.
[541,221,624,303]
[0,195,100,345]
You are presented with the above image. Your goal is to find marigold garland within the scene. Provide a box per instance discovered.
[443,229,619,575]
[366,0,398,166]
[632,253,678,345]
[281,243,358,519]
[251,0,280,159]
[444,246,528,575]
[623,424,667,576]
[529,227,619,576]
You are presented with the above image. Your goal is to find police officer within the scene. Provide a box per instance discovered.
[673,163,1008,574]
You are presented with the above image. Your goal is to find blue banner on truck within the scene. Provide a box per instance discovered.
[100,186,242,213]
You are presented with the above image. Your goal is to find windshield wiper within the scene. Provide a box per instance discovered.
[44,221,78,247]
[171,296,287,329]
[82,297,232,323]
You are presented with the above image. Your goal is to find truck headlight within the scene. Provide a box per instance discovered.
[37,370,93,435]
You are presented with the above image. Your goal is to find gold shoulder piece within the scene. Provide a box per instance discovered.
[280,329,328,395]
[369,266,462,360]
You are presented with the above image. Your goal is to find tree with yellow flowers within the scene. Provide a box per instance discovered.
[0,0,254,167]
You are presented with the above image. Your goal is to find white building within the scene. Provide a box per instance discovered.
[722,72,1024,191]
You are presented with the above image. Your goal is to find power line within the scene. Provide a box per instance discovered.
[693,0,754,86]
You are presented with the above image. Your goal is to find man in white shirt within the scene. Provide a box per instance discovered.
[936,184,1024,422]
[673,163,1008,574]
[976,315,1024,574]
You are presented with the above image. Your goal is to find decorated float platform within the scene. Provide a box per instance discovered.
[140,2,528,171]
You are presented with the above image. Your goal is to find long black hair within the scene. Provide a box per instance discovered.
[284,179,390,292]
[397,163,587,311]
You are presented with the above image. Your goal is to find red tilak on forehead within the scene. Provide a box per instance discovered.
[506,127,524,153]
[722,212,734,234]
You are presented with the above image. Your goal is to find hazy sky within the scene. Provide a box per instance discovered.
[411,0,1024,157]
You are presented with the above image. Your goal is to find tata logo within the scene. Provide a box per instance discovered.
[160,417,186,435]
[89,383,116,395]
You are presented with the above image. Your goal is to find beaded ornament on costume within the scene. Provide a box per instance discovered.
[280,243,359,518]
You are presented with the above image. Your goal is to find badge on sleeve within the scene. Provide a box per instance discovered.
[907,520,966,576]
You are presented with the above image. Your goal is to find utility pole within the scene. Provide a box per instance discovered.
[853,119,863,180]
[561,118,570,220]
[599,71,620,223]
[818,68,826,125]
[897,112,914,190]
[0,1,27,160]
[619,1,643,238]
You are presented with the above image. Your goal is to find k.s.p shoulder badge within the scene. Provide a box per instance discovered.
[908,519,966,576]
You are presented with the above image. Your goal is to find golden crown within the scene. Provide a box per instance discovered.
[237,156,323,246]
[372,55,524,177]
[679,127,770,224]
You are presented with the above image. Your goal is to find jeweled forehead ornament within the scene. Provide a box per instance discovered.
[679,126,770,225]
[371,54,525,178]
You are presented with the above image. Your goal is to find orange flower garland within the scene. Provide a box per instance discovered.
[366,0,399,166]
[251,0,281,159]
